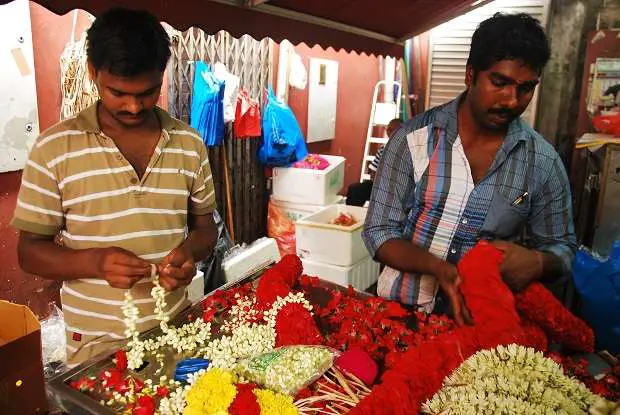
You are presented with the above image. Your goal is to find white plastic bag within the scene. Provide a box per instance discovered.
[213,62,240,123]
[234,346,335,395]
[40,303,67,378]
[289,51,307,90]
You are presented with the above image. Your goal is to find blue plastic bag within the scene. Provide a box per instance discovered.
[573,241,620,354]
[258,87,307,167]
[190,62,225,147]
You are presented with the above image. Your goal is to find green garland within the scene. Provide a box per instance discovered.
[423,344,601,415]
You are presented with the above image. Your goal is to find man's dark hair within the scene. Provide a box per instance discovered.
[87,8,171,76]
[467,13,550,75]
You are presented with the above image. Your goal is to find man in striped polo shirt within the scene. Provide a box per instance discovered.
[363,13,577,325]
[12,8,218,365]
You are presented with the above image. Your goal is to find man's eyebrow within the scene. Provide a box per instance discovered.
[489,72,539,87]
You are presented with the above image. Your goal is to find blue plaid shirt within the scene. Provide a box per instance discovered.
[362,96,577,308]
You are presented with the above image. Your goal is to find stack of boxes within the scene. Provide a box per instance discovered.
[295,202,380,292]
[271,154,380,290]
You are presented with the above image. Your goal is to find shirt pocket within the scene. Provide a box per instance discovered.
[479,189,530,240]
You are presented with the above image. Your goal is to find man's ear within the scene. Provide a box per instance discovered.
[87,62,97,84]
[465,65,474,87]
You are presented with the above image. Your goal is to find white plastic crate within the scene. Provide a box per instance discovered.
[302,256,379,291]
[223,238,281,283]
[295,205,368,266]
[187,270,205,304]
[270,195,345,223]
[272,155,345,205]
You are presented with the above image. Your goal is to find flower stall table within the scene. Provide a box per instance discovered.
[45,248,619,415]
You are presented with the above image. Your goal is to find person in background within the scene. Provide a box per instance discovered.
[368,118,403,181]
[346,118,402,207]
[12,8,218,365]
[363,13,577,326]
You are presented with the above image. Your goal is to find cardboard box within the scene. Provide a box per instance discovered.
[0,301,48,414]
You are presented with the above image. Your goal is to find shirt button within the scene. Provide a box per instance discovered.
[462,218,468,225]
[450,248,457,254]
[130,177,138,185]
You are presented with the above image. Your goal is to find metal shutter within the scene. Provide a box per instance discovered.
[426,0,550,126]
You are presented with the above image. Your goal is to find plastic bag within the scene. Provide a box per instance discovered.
[234,89,261,138]
[267,201,296,257]
[190,61,225,147]
[573,241,620,354]
[258,87,307,167]
[40,303,67,379]
[213,62,240,123]
[234,346,335,395]
[289,50,307,90]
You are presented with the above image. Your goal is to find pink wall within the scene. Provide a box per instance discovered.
[285,44,381,191]
[0,3,91,318]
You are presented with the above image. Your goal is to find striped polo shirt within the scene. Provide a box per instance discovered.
[12,103,216,365]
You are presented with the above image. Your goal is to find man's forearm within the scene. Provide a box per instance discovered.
[18,237,99,281]
[376,238,445,276]
[180,215,218,263]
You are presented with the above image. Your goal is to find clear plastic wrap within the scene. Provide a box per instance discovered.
[267,201,296,257]
[40,303,67,379]
[234,345,335,396]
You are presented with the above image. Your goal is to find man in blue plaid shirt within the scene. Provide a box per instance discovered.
[362,13,577,326]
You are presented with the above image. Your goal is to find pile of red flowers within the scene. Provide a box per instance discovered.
[348,241,598,415]
[299,279,455,362]
[255,254,323,347]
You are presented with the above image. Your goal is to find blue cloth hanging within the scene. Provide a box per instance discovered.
[190,62,225,147]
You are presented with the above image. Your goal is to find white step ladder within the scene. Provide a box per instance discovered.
[360,80,401,182]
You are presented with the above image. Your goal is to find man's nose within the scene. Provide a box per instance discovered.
[126,96,143,114]
[500,85,519,109]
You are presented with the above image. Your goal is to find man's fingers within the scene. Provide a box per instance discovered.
[112,248,152,268]
[159,275,178,292]
[110,264,152,279]
[106,275,142,289]
[447,288,465,327]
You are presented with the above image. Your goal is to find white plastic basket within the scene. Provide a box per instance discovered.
[272,155,345,205]
[302,256,379,291]
[295,205,368,266]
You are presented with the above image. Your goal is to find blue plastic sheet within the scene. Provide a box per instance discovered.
[573,241,620,354]
[190,62,225,147]
[258,87,307,167]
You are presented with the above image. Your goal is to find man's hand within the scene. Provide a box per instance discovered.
[94,247,152,289]
[489,241,543,292]
[433,261,473,327]
[157,246,196,291]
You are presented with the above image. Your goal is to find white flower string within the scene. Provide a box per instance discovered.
[423,344,604,414]
[264,292,313,329]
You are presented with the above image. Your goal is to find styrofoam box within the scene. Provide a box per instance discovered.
[302,256,379,291]
[187,270,205,304]
[223,237,281,283]
[270,195,345,223]
[296,205,368,266]
[272,155,345,205]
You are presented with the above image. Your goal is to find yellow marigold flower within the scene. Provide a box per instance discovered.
[254,388,299,415]
[184,369,237,415]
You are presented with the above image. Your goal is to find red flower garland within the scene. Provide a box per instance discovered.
[516,282,595,353]
[275,303,323,347]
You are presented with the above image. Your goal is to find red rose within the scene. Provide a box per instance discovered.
[156,385,170,398]
[133,395,155,415]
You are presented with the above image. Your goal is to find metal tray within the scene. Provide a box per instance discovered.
[47,268,268,414]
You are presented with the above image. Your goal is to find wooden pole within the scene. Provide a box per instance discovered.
[221,140,236,242]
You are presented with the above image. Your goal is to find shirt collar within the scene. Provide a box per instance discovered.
[74,102,179,134]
